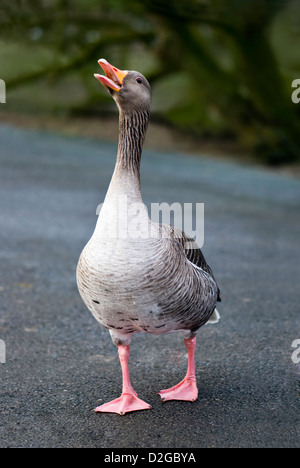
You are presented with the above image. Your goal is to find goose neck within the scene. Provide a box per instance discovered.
[115,108,149,176]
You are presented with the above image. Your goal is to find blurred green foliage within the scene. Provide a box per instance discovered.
[0,0,300,164]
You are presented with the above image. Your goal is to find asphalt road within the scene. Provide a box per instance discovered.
[0,123,299,448]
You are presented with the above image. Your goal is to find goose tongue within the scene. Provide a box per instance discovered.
[94,59,128,92]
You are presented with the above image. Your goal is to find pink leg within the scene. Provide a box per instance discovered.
[94,345,151,415]
[158,337,198,402]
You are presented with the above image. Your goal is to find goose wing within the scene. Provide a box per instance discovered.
[163,224,221,303]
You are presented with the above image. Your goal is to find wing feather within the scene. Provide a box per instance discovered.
[163,224,221,302]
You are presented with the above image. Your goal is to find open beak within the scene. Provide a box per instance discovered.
[94,59,128,93]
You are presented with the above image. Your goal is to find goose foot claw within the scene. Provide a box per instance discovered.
[94,392,151,415]
[158,378,198,402]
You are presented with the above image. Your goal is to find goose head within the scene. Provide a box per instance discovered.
[94,58,151,113]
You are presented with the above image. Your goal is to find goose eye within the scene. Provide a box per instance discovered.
[136,77,143,84]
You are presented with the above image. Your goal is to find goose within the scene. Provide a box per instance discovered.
[77,59,221,415]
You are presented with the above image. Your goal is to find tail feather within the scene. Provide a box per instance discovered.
[207,308,220,324]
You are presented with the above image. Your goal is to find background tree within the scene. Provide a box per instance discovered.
[0,0,299,164]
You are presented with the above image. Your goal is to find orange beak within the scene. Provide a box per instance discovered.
[94,59,128,92]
